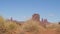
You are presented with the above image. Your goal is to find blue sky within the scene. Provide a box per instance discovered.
[0,0,60,22]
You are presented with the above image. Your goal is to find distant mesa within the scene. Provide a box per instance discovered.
[6,13,50,26]
[32,13,40,22]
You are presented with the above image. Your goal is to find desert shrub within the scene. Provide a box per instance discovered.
[6,21,22,34]
[0,16,5,23]
[0,16,22,34]
[24,25,39,32]
[0,16,7,34]
[5,21,19,29]
[22,20,40,34]
[0,16,5,27]
[8,22,17,30]
[46,24,58,29]
[58,22,60,24]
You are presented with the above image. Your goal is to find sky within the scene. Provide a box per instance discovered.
[0,0,60,22]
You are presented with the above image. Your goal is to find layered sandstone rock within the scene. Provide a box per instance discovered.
[32,13,40,22]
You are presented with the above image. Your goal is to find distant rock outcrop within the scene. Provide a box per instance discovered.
[41,18,50,27]
[32,13,40,22]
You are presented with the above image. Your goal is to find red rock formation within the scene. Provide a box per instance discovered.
[41,18,49,26]
[32,13,40,22]
[43,19,48,24]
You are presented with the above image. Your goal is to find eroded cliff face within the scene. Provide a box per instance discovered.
[32,13,40,22]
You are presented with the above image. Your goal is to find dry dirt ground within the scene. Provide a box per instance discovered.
[24,30,56,34]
